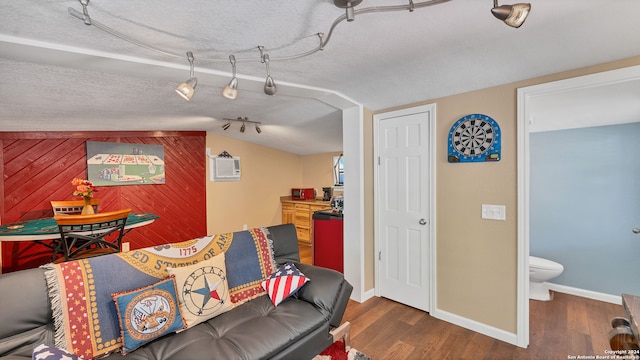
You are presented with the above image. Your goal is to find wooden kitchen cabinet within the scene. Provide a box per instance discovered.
[281,197,330,245]
[282,202,295,224]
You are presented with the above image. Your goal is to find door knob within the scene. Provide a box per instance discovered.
[419,218,427,225]
[633,228,640,234]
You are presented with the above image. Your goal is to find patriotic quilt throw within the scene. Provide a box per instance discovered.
[42,227,276,360]
[261,262,310,306]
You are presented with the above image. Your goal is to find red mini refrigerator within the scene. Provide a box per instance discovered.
[312,210,344,273]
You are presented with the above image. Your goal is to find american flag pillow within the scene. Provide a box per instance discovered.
[32,343,82,360]
[261,263,310,306]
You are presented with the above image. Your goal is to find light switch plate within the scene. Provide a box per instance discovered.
[482,204,506,221]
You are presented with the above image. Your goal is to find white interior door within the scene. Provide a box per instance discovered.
[375,105,432,312]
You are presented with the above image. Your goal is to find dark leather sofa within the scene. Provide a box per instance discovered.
[0,223,353,360]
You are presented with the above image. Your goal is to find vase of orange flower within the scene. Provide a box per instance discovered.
[72,178,97,215]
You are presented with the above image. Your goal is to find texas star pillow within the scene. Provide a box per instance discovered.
[261,262,310,306]
[112,276,186,355]
[166,252,233,330]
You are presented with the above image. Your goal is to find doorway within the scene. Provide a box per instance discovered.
[517,64,640,347]
[373,104,436,312]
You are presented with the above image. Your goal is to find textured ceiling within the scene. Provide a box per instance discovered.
[1,0,640,154]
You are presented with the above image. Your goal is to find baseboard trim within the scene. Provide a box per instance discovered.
[546,283,622,305]
[351,288,376,303]
[431,308,519,347]
[361,288,375,302]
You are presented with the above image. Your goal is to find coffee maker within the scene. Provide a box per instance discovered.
[322,187,333,201]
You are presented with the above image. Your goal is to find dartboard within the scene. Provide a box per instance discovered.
[447,114,501,163]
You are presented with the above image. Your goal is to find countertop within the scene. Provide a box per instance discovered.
[280,196,331,205]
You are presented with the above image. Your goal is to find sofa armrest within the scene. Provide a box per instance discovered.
[295,264,353,328]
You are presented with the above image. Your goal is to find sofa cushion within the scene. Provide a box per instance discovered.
[100,295,328,360]
[166,252,233,330]
[0,268,52,359]
[112,277,186,355]
[261,263,310,306]
[268,224,301,267]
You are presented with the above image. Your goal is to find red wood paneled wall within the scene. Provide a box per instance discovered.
[0,131,207,273]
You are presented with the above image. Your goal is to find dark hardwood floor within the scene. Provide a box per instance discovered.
[299,243,312,264]
[343,293,625,359]
[298,244,627,359]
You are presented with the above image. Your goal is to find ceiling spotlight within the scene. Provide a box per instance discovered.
[175,51,197,101]
[240,121,246,133]
[259,47,277,96]
[255,124,262,134]
[491,0,531,28]
[261,52,277,96]
[222,121,231,130]
[334,0,363,22]
[222,55,238,100]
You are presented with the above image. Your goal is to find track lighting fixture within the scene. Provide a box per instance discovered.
[175,51,197,101]
[71,0,531,102]
[222,55,238,100]
[222,117,263,134]
[491,0,531,28]
[259,47,277,96]
[334,0,363,22]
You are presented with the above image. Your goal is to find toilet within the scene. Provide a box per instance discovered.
[529,256,564,301]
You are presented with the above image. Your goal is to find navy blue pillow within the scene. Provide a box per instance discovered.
[112,276,186,354]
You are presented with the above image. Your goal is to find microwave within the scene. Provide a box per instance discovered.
[291,188,315,200]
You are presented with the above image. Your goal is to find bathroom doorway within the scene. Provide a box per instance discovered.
[529,122,640,297]
[517,64,640,347]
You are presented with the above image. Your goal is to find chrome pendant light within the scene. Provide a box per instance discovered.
[491,0,531,28]
[259,47,277,96]
[222,55,238,100]
[175,51,197,101]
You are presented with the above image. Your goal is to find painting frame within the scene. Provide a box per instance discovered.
[86,141,165,186]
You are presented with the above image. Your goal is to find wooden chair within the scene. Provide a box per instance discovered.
[54,208,131,262]
[50,199,100,215]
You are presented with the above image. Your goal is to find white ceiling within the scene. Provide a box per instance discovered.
[1,0,640,154]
